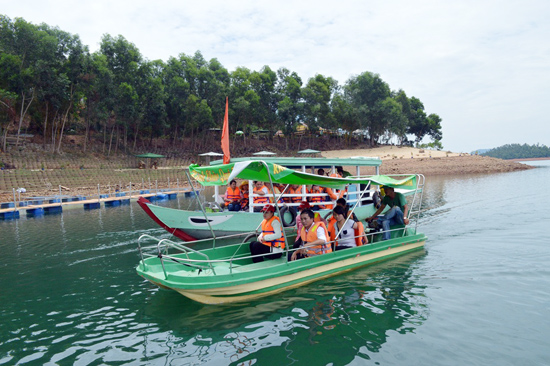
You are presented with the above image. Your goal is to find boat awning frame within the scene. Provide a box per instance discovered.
[190,160,417,190]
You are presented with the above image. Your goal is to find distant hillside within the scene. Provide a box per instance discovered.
[480,143,550,160]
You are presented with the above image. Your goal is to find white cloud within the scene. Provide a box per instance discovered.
[2,0,550,152]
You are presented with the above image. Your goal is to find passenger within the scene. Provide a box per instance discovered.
[327,199,353,249]
[336,198,358,221]
[290,209,331,261]
[323,170,346,209]
[252,181,270,212]
[329,205,368,251]
[296,201,326,236]
[272,183,287,204]
[240,181,249,211]
[336,166,351,178]
[308,184,324,210]
[366,186,409,240]
[249,205,285,263]
[288,184,303,203]
[222,179,241,211]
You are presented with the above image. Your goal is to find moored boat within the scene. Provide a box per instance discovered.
[136,160,427,304]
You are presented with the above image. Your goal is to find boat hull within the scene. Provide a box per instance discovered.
[137,233,426,304]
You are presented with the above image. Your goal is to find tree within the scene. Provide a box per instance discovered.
[344,71,391,146]
[99,34,142,150]
[406,97,442,143]
[163,56,191,145]
[276,67,303,135]
[136,59,167,147]
[302,74,337,131]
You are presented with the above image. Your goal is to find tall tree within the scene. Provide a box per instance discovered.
[99,34,142,149]
[302,74,337,131]
[344,71,391,146]
[275,67,303,135]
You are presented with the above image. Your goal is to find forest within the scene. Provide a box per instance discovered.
[0,15,442,155]
[481,143,550,160]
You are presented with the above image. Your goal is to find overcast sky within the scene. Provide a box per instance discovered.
[3,0,549,152]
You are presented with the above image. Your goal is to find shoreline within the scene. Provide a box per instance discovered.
[1,147,535,203]
[508,157,550,161]
[321,147,534,176]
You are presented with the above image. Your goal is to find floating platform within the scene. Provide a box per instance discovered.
[0,189,192,220]
[44,206,62,214]
[26,208,45,217]
[0,211,19,220]
[105,200,121,207]
[84,202,101,210]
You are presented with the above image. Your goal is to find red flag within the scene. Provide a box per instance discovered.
[221,97,230,164]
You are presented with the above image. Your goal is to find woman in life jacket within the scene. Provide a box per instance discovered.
[249,204,285,263]
[223,180,242,211]
[328,205,368,251]
[240,181,249,211]
[290,209,331,261]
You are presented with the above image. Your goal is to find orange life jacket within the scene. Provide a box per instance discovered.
[329,219,367,247]
[240,191,249,209]
[288,186,303,203]
[261,216,285,249]
[254,185,270,205]
[300,221,331,256]
[225,186,241,202]
[308,187,325,208]
[324,173,346,209]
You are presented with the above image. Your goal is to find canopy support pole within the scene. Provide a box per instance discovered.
[260,160,290,263]
[185,169,217,248]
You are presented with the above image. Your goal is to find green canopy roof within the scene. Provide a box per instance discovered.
[135,153,165,158]
[189,160,417,190]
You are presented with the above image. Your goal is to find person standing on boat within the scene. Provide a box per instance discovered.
[366,186,409,240]
[253,181,270,212]
[222,180,242,211]
[291,209,331,261]
[249,205,285,263]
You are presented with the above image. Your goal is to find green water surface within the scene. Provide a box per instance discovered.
[1,161,549,365]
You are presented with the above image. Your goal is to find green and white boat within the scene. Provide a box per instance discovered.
[136,160,427,304]
[138,156,385,241]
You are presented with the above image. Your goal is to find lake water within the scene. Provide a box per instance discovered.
[1,161,549,365]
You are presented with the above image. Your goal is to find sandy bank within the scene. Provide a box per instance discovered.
[322,147,534,175]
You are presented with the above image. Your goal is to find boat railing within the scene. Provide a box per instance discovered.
[138,234,216,277]
[139,222,417,277]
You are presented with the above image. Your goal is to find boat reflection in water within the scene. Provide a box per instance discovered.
[141,250,427,364]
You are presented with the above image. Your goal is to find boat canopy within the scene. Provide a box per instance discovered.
[189,160,417,190]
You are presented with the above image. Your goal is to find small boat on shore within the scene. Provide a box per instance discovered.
[136,160,427,304]
[138,156,385,241]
